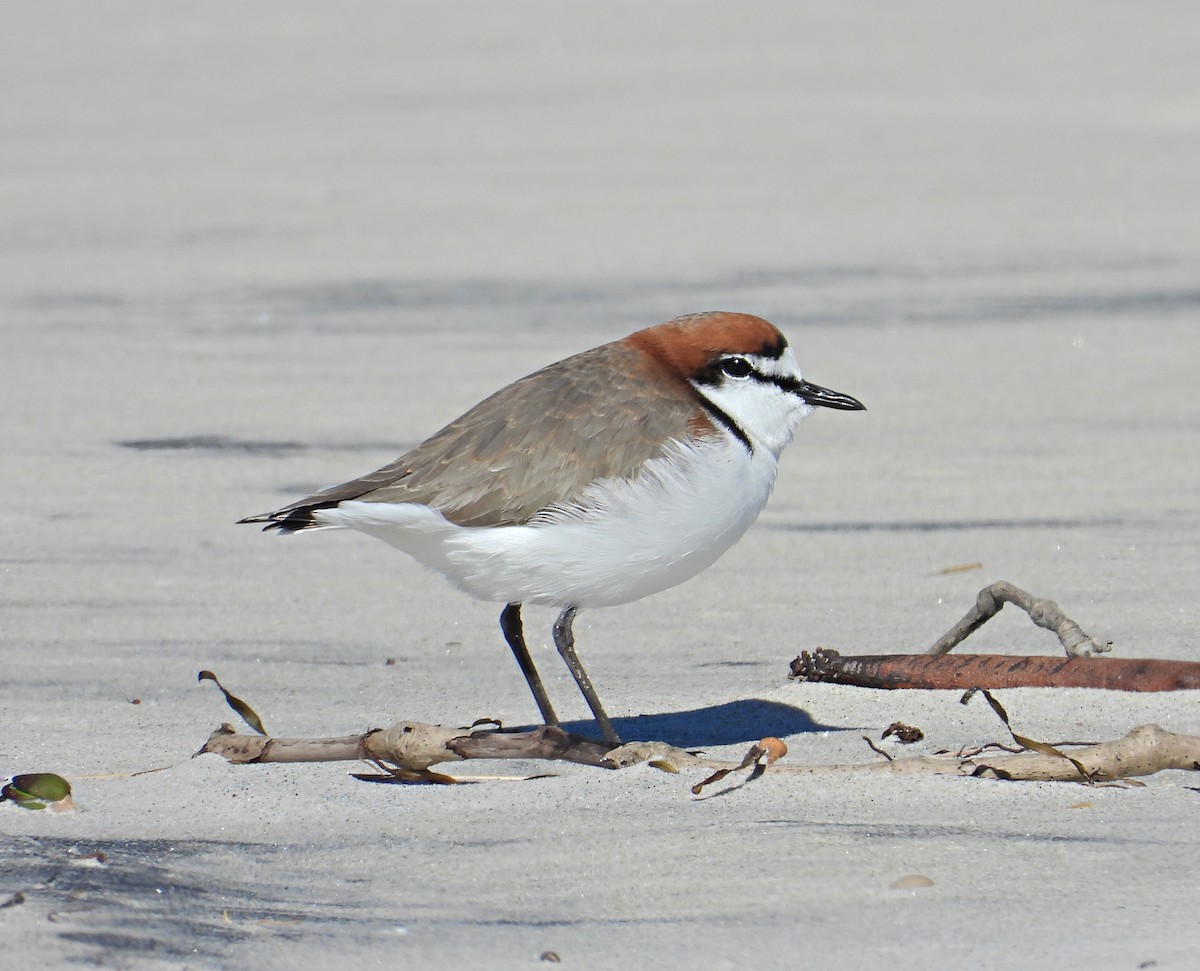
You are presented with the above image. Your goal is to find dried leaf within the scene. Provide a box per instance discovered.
[691,765,736,794]
[691,739,783,794]
[198,670,267,735]
[962,687,1093,782]
[352,768,461,785]
[468,717,502,729]
[648,759,680,774]
[882,722,925,744]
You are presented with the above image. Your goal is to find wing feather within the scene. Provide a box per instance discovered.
[242,340,704,530]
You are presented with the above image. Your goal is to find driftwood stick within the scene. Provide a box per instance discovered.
[789,649,1200,691]
[200,722,619,773]
[199,726,369,763]
[879,724,1200,782]
[447,726,615,767]
[200,721,1200,784]
[770,724,1200,782]
[927,580,1111,656]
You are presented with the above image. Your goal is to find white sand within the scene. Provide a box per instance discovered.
[3,3,1199,967]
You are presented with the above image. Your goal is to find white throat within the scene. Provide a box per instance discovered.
[691,345,812,457]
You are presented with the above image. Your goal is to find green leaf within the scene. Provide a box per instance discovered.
[2,773,72,810]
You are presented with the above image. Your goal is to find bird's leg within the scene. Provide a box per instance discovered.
[552,606,622,746]
[499,603,561,728]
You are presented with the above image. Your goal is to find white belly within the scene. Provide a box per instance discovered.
[318,436,779,608]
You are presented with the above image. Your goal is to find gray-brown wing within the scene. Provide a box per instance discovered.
[242,340,702,530]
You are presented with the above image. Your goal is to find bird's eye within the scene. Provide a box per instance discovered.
[719,356,754,379]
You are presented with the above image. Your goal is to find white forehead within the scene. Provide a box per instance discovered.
[751,344,802,379]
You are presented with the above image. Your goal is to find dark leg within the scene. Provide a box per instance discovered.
[499,603,560,728]
[552,606,622,745]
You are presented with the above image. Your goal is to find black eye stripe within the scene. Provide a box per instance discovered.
[699,355,799,393]
[764,372,802,394]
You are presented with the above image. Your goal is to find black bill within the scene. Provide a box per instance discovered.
[795,380,866,411]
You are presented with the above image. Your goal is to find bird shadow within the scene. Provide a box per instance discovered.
[554,698,849,749]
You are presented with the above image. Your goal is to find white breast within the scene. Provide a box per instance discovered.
[322,433,779,608]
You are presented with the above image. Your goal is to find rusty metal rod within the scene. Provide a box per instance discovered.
[789,650,1200,691]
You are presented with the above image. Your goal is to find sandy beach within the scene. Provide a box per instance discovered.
[3,3,1200,967]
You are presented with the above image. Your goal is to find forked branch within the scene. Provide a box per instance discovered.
[927,580,1111,657]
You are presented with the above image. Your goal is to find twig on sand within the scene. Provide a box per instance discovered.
[198,721,1200,786]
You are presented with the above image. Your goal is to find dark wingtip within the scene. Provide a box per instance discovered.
[236,513,284,532]
[236,515,302,534]
[237,512,293,534]
[238,501,341,533]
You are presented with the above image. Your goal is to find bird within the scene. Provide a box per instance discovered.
[239,312,864,745]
